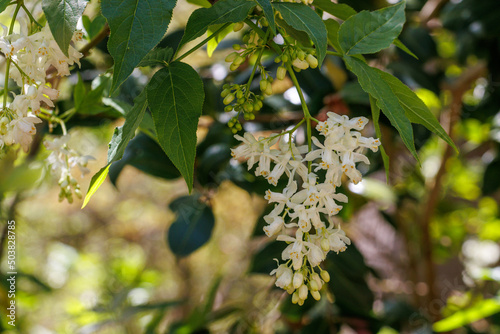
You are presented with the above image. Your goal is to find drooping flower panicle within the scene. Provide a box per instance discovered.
[231,112,380,304]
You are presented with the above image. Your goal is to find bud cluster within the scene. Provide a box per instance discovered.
[231,111,381,304]
[275,46,318,75]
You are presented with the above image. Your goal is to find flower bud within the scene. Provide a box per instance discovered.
[233,22,244,32]
[321,238,330,252]
[320,270,330,283]
[293,272,304,289]
[282,54,289,63]
[311,290,321,301]
[230,63,239,71]
[298,50,306,61]
[265,84,273,96]
[277,66,286,80]
[260,79,268,92]
[310,279,320,291]
[221,88,231,98]
[233,55,246,66]
[236,90,244,99]
[306,54,318,69]
[292,292,300,304]
[232,44,241,50]
[292,58,309,70]
[298,284,308,300]
[223,94,235,105]
[225,52,238,63]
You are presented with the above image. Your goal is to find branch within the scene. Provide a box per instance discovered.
[420,62,487,320]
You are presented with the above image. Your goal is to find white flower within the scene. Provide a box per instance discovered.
[270,264,293,289]
[5,116,42,151]
[279,230,305,270]
[263,216,284,237]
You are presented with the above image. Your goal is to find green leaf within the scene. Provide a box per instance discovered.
[137,47,173,67]
[101,0,177,94]
[343,56,419,162]
[187,0,211,7]
[178,0,256,51]
[107,90,148,164]
[0,0,11,15]
[338,1,406,55]
[82,165,110,209]
[393,38,418,59]
[42,0,88,56]
[379,71,457,152]
[273,2,327,66]
[167,195,215,256]
[255,0,276,35]
[312,0,356,21]
[147,62,204,193]
[73,74,110,115]
[370,95,390,182]
[324,19,342,53]
[433,299,500,332]
[109,133,181,185]
[275,16,311,47]
[206,24,234,57]
[81,14,107,39]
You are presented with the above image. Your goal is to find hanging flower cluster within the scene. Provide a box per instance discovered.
[231,111,380,305]
[44,135,94,203]
[0,24,83,152]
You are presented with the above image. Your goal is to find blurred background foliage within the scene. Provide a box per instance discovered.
[1,0,500,333]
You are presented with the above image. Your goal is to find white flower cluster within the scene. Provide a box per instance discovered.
[44,134,94,203]
[231,111,380,305]
[0,24,83,151]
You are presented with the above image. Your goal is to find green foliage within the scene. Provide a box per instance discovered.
[343,56,418,162]
[147,62,204,193]
[81,14,106,39]
[101,0,177,93]
[312,0,357,20]
[255,0,276,34]
[82,164,110,208]
[178,0,256,51]
[108,133,181,185]
[42,0,88,56]
[167,195,215,256]
[273,2,327,65]
[0,0,11,15]
[137,47,174,67]
[338,1,405,55]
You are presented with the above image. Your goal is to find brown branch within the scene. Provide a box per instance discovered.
[420,62,487,321]
[79,23,110,57]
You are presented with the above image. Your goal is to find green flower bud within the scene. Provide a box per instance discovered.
[232,44,241,50]
[298,50,306,61]
[230,63,239,71]
[282,54,289,63]
[320,270,330,283]
[236,90,244,99]
[233,55,246,66]
[223,94,235,105]
[274,56,281,63]
[265,84,273,96]
[309,279,319,291]
[260,79,268,92]
[277,66,287,80]
[221,88,231,98]
[311,290,321,301]
[233,22,244,32]
[237,98,245,104]
[225,52,239,63]
[292,58,309,70]
[224,105,233,112]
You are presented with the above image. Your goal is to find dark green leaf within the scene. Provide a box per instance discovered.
[324,19,341,53]
[167,195,215,257]
[255,0,276,35]
[312,0,357,20]
[0,0,11,15]
[101,0,177,93]
[379,71,457,152]
[73,74,110,115]
[42,0,88,56]
[109,133,181,185]
[482,158,500,195]
[107,89,148,164]
[338,1,406,55]
[276,16,311,47]
[370,95,390,182]
[393,38,418,59]
[147,62,204,193]
[137,47,173,67]
[343,56,418,162]
[273,2,327,65]
[187,0,211,7]
[178,0,256,50]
